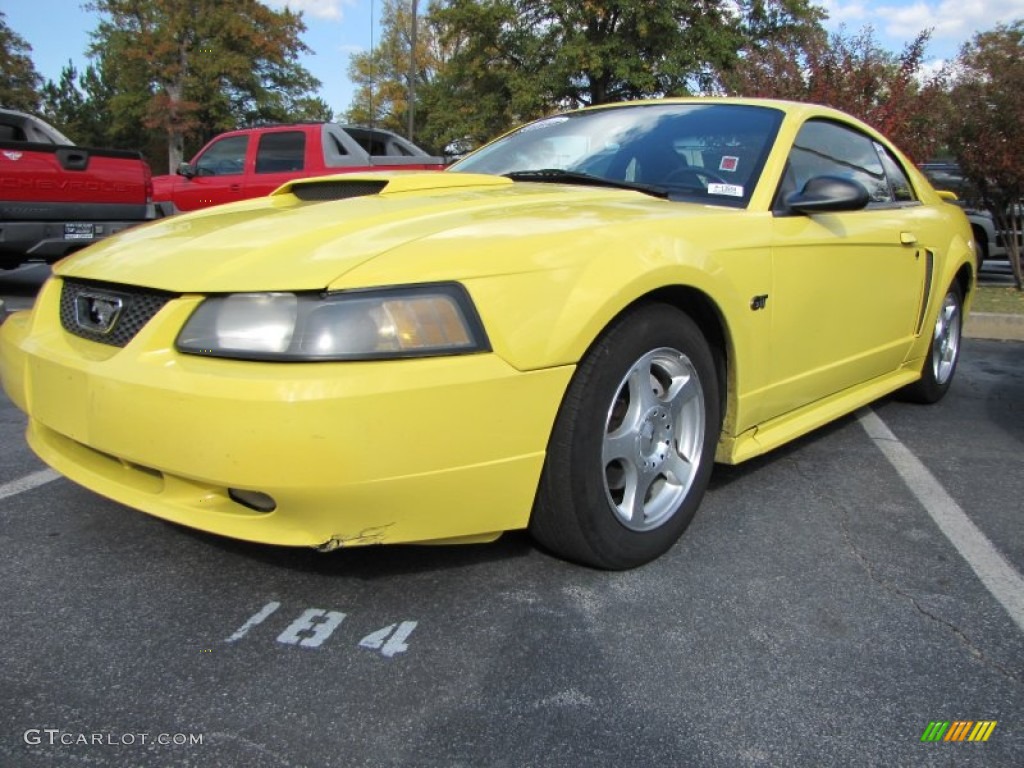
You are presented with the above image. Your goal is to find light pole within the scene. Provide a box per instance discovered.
[369,0,376,129]
[407,0,418,141]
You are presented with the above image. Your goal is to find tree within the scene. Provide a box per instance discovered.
[351,0,826,155]
[720,25,949,164]
[42,63,107,147]
[345,0,435,135]
[0,11,43,113]
[422,0,545,149]
[947,22,1024,289]
[87,0,326,171]
[525,0,824,106]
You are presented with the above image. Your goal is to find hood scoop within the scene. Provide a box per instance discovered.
[291,180,387,201]
[277,172,512,203]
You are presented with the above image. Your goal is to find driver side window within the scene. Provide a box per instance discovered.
[195,135,249,176]
[785,120,894,205]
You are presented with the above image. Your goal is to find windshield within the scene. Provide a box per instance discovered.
[451,103,785,207]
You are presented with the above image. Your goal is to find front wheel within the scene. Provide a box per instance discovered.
[530,304,720,569]
[899,284,963,404]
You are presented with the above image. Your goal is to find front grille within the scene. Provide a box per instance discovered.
[291,180,387,201]
[59,279,178,347]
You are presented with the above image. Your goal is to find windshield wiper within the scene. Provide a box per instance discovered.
[503,169,668,199]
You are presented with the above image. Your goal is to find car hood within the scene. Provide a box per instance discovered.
[56,172,724,293]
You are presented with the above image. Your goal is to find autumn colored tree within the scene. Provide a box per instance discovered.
[720,25,948,163]
[0,11,43,113]
[947,22,1024,289]
[345,0,536,153]
[345,0,444,142]
[86,0,329,172]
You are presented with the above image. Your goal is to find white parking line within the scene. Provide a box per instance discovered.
[858,408,1024,633]
[0,468,60,503]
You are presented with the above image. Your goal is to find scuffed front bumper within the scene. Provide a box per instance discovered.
[0,278,572,548]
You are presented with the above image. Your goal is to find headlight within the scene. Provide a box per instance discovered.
[176,284,490,361]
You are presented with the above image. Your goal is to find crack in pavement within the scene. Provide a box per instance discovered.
[792,458,1022,686]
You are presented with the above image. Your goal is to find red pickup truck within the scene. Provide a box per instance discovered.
[0,108,154,268]
[153,123,447,215]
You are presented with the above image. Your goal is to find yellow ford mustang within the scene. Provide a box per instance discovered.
[0,99,973,569]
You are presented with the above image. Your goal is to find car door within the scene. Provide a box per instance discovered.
[766,119,929,416]
[176,134,250,211]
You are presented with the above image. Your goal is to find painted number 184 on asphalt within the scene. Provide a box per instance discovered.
[226,601,417,658]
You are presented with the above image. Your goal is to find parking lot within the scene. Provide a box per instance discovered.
[1,265,1022,767]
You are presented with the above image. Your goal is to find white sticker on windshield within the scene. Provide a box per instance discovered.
[708,183,744,197]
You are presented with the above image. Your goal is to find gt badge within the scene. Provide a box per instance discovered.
[750,294,768,311]
[75,292,124,335]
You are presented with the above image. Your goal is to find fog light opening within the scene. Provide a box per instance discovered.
[228,489,277,513]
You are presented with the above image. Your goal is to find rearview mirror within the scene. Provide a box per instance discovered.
[786,176,870,214]
[177,162,196,179]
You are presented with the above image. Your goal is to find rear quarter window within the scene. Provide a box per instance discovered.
[255,131,306,174]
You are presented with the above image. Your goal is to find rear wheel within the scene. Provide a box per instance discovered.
[530,304,720,569]
[900,284,963,404]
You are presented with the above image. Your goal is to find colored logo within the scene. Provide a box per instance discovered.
[920,721,997,742]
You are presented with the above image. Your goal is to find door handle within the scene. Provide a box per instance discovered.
[900,232,917,245]
[230,184,242,191]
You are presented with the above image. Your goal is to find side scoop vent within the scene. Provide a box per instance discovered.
[291,180,388,202]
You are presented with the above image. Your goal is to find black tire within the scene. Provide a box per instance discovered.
[899,283,963,404]
[530,303,720,569]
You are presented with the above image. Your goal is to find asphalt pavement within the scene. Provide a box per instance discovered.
[0,263,1022,767]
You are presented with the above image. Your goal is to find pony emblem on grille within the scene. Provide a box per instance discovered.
[74,292,124,335]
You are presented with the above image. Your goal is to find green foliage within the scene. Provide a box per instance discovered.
[516,0,743,104]
[422,0,541,149]
[344,0,420,132]
[86,0,324,171]
[38,59,165,161]
[947,21,1024,289]
[346,0,827,153]
[42,63,106,145]
[0,11,43,113]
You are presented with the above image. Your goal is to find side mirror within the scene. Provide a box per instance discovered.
[785,175,870,214]
[177,162,196,179]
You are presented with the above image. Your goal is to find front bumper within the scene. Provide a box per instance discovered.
[0,278,572,548]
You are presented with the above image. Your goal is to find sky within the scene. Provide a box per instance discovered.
[3,0,1024,119]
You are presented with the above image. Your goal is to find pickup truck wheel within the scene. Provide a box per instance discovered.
[972,226,987,270]
[530,304,720,570]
